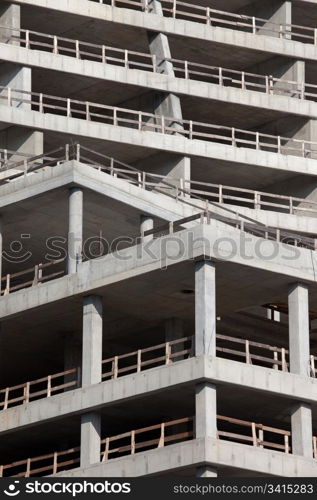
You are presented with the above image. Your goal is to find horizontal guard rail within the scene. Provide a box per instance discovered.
[1,26,316,102]
[0,413,297,477]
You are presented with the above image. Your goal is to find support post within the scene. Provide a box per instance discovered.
[147,0,190,191]
[195,382,217,439]
[80,412,101,468]
[288,283,310,376]
[80,295,103,468]
[288,283,313,458]
[195,382,218,477]
[291,403,313,458]
[82,295,103,387]
[68,187,83,274]
[140,215,154,243]
[195,261,216,357]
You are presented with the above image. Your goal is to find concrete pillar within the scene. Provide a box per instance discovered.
[135,153,191,197]
[165,317,185,361]
[82,295,103,387]
[243,0,292,39]
[196,466,217,478]
[195,261,216,357]
[147,0,190,190]
[140,215,154,243]
[80,412,101,468]
[288,284,312,458]
[80,295,103,468]
[0,4,44,177]
[68,187,83,274]
[291,403,313,458]
[288,283,310,376]
[195,382,217,439]
[0,3,20,44]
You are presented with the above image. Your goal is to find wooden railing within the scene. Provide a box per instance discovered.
[0,368,79,411]
[3,143,317,219]
[91,0,317,46]
[100,417,192,462]
[102,337,192,380]
[0,148,34,168]
[217,415,291,454]
[0,258,66,296]
[216,334,289,372]
[2,26,317,102]
[310,356,317,378]
[1,86,317,160]
[82,149,317,216]
[0,334,291,412]
[0,211,314,303]
[0,414,294,477]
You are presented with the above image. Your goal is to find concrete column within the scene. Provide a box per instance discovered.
[243,0,292,39]
[195,261,216,357]
[140,215,154,243]
[135,153,191,197]
[0,3,20,44]
[0,4,44,178]
[195,382,217,439]
[196,466,217,478]
[80,412,101,468]
[288,283,312,458]
[82,295,103,387]
[288,283,310,376]
[291,403,313,458]
[147,0,190,190]
[68,187,83,274]
[80,295,103,468]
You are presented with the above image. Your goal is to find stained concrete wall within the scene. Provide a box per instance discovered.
[247,57,305,98]
[0,5,43,163]
[241,0,292,38]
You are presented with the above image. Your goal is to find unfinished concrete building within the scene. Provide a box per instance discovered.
[1,0,317,478]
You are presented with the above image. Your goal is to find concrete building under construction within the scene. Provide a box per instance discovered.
[0,0,317,478]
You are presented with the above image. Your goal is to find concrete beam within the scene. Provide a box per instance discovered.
[195,260,216,357]
[2,45,317,121]
[2,356,317,436]
[2,106,317,179]
[8,0,317,62]
[0,160,314,237]
[0,223,316,322]
[55,437,317,477]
